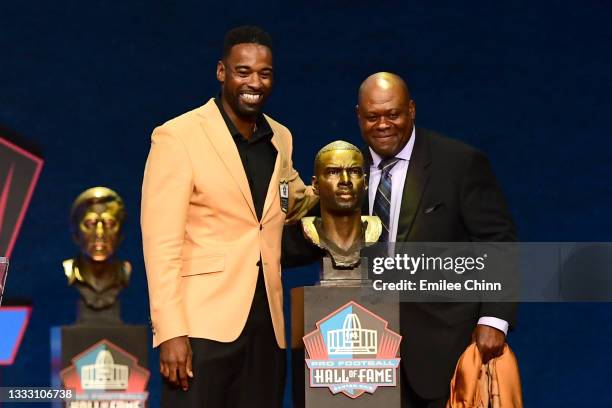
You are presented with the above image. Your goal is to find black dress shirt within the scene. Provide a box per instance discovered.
[214,97,277,220]
[214,97,277,298]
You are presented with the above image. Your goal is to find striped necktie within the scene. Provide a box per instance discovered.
[373,157,400,242]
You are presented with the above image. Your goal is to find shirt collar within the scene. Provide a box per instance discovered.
[369,126,416,168]
[214,96,273,143]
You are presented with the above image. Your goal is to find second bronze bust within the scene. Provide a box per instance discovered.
[302,140,381,268]
[63,187,131,317]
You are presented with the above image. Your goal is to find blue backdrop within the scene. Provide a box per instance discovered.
[1,1,611,406]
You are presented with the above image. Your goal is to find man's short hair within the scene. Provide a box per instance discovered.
[223,26,273,59]
[314,140,363,174]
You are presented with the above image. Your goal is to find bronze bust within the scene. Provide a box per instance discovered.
[302,140,381,270]
[63,187,131,315]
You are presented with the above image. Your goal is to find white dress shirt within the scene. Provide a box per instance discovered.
[368,127,416,243]
[366,127,508,336]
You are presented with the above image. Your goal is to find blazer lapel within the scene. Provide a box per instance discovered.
[260,122,283,222]
[197,99,257,220]
[396,129,431,242]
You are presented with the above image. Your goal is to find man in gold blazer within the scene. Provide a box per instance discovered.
[141,26,313,407]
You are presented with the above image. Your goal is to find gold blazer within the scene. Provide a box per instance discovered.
[141,99,314,348]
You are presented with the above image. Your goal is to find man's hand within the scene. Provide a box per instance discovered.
[159,336,193,391]
[472,325,505,364]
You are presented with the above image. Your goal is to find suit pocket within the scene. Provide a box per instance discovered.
[423,202,444,214]
[180,255,225,276]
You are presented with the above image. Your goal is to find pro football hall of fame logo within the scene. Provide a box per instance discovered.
[303,301,402,399]
[60,339,149,407]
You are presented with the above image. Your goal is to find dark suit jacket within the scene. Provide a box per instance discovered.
[363,128,517,399]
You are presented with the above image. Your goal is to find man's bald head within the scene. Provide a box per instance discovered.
[358,72,411,105]
[356,72,416,158]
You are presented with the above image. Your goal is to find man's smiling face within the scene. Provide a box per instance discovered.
[357,75,415,158]
[217,43,273,119]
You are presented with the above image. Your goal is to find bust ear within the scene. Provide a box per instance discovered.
[311,176,319,195]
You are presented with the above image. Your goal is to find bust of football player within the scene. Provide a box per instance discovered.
[301,140,381,268]
[63,187,131,312]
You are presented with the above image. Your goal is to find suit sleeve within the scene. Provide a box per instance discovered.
[141,127,193,346]
[460,151,516,242]
[459,150,518,328]
[281,223,324,268]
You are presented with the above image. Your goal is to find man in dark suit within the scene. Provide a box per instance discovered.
[357,72,517,408]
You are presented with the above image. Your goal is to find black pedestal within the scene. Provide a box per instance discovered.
[50,324,149,407]
[292,285,401,407]
[59,324,148,369]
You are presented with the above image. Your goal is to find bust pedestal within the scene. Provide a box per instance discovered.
[291,256,401,407]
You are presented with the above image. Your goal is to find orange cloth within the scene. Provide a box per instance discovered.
[446,343,523,408]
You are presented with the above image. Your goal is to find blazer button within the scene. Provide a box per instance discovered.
[256,260,262,267]
[259,224,263,230]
